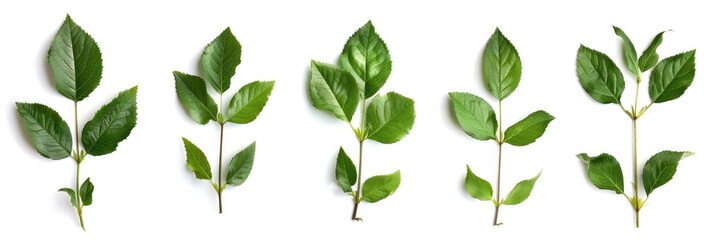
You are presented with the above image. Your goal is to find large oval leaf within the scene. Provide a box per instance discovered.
[308,61,360,122]
[16,103,72,160]
[648,50,696,103]
[503,171,541,205]
[576,45,625,104]
[48,15,102,101]
[482,28,521,100]
[448,92,497,141]
[465,165,492,201]
[335,147,357,193]
[339,21,392,98]
[365,92,416,144]
[201,27,241,94]
[226,81,275,124]
[643,150,693,196]
[226,142,256,186]
[181,137,212,180]
[361,170,400,203]
[503,110,554,146]
[82,86,138,156]
[577,153,624,194]
[174,71,218,124]
[613,26,639,76]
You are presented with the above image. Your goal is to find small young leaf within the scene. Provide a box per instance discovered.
[80,177,94,206]
[448,92,497,141]
[58,188,78,207]
[503,171,541,205]
[577,153,624,194]
[643,151,693,196]
[174,71,218,124]
[226,81,275,124]
[226,142,256,186]
[201,27,241,93]
[648,50,696,103]
[335,147,357,193]
[365,92,416,144]
[612,26,640,76]
[503,110,554,146]
[465,165,492,201]
[181,137,212,180]
[48,15,102,102]
[15,103,72,160]
[361,170,401,203]
[82,86,138,156]
[482,28,522,100]
[339,21,392,98]
[638,31,666,72]
[308,61,360,122]
[576,45,625,104]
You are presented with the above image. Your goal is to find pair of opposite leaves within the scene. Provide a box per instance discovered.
[16,16,138,230]
[576,26,695,227]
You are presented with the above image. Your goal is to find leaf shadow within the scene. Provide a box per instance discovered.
[443,95,461,128]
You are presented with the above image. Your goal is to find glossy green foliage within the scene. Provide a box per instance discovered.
[643,151,693,195]
[201,28,242,94]
[503,111,554,146]
[16,15,137,230]
[48,15,102,102]
[448,92,497,141]
[503,171,541,205]
[482,28,521,100]
[15,103,72,160]
[465,165,492,201]
[82,87,138,156]
[649,50,696,103]
[361,171,401,203]
[182,138,212,180]
[174,71,218,124]
[226,142,256,186]
[576,45,625,104]
[309,21,413,219]
[578,153,624,194]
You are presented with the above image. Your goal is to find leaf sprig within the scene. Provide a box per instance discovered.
[449,28,554,226]
[575,26,695,227]
[16,15,138,230]
[174,27,274,213]
[308,21,415,221]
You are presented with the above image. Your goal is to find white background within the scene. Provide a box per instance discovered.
[1,0,712,238]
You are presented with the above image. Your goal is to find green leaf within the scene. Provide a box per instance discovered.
[226,142,256,186]
[448,92,497,141]
[464,165,492,201]
[482,28,521,100]
[335,147,357,193]
[503,171,541,205]
[15,103,72,160]
[174,71,218,124]
[80,177,94,206]
[308,61,360,122]
[81,86,138,156]
[48,15,102,101]
[648,50,696,103]
[201,27,241,93]
[58,188,78,207]
[339,21,392,98]
[503,110,555,146]
[365,92,416,144]
[181,137,212,180]
[612,26,639,76]
[576,45,625,104]
[226,81,275,124]
[643,151,693,196]
[361,170,401,203]
[577,153,624,194]
[638,31,667,72]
